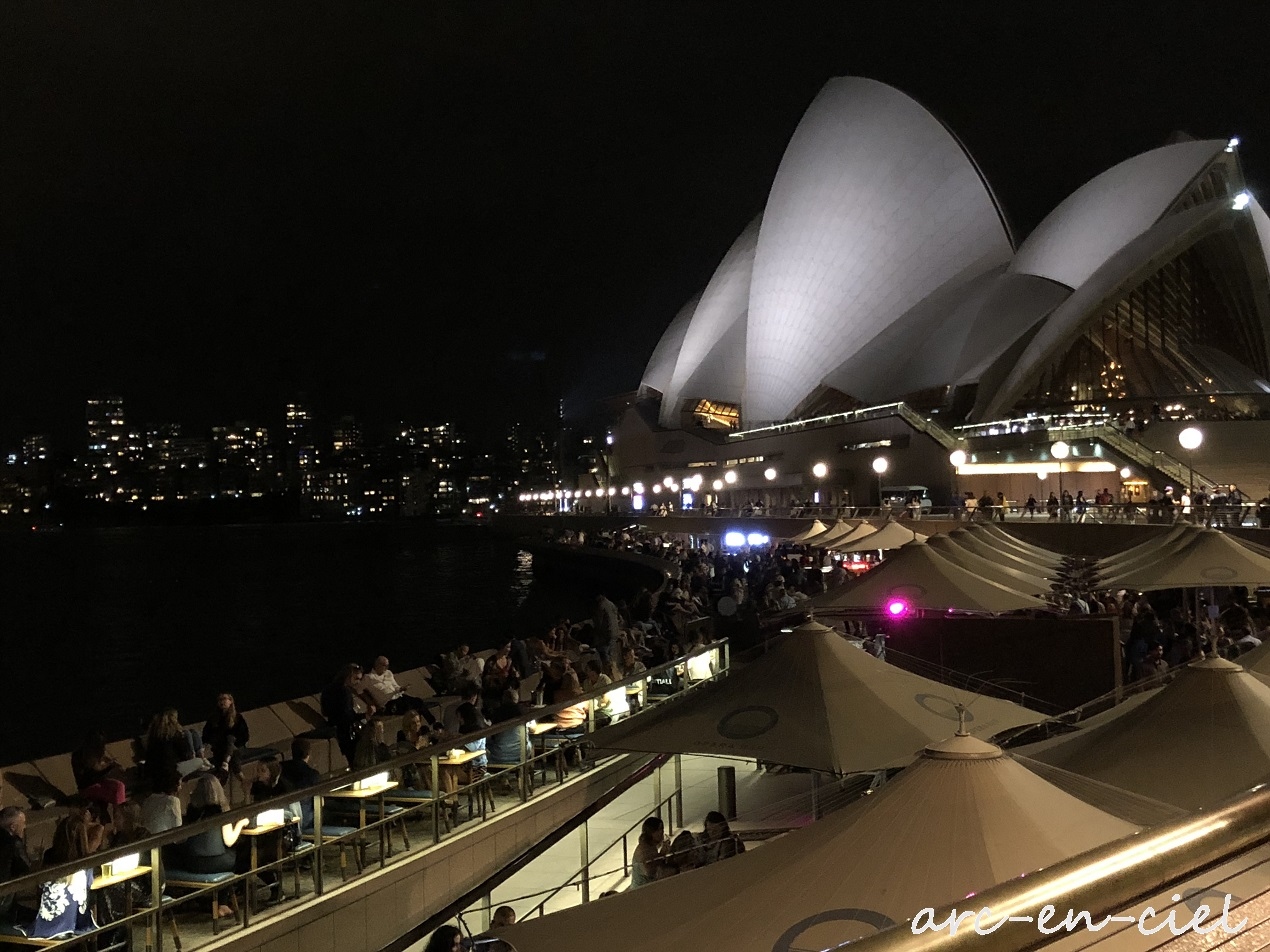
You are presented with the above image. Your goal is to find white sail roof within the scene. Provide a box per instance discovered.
[743,77,1012,422]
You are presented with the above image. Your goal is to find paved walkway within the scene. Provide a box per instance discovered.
[403,753,822,948]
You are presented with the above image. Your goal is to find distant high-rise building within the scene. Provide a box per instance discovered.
[284,398,316,483]
[396,422,466,516]
[332,415,362,455]
[86,395,127,471]
[212,422,270,470]
[21,434,51,464]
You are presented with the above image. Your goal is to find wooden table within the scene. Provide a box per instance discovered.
[92,863,152,944]
[326,781,399,867]
[529,722,577,787]
[429,750,484,841]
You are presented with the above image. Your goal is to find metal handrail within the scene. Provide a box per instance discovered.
[521,789,680,920]
[0,641,729,932]
[842,783,1270,952]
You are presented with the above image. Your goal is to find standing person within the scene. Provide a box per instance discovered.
[590,593,620,667]
[1025,494,1037,518]
[203,693,250,784]
[976,492,994,523]
[995,492,1007,523]
[144,709,199,791]
[321,664,373,768]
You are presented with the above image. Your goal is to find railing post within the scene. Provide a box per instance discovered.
[313,794,325,896]
[481,890,492,931]
[653,763,663,825]
[519,726,529,803]
[674,753,684,829]
[431,753,446,842]
[150,844,163,952]
[579,820,590,905]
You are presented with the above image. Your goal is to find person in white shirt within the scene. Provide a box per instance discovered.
[140,769,183,834]
[362,656,437,724]
[455,645,485,684]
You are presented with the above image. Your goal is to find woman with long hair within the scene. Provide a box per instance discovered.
[176,776,249,919]
[144,708,197,792]
[32,813,101,938]
[423,924,462,952]
[629,815,666,889]
[547,669,588,732]
[203,693,250,784]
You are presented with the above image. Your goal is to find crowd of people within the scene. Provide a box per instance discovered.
[0,612,698,941]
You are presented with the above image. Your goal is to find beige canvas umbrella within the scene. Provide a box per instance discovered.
[964,523,1064,568]
[811,519,863,548]
[1018,657,1270,810]
[833,520,929,551]
[1099,527,1270,590]
[593,620,1043,773]
[925,533,1054,596]
[1096,524,1200,576]
[945,527,1057,575]
[829,519,888,549]
[810,540,1047,614]
[786,518,831,543]
[804,518,853,545]
[497,733,1136,952]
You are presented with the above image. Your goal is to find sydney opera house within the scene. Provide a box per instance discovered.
[605,77,1270,511]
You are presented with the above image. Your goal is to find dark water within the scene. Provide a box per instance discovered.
[0,523,593,765]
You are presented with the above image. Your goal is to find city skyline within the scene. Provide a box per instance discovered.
[3,5,1268,447]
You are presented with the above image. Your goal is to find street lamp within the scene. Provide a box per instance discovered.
[872,456,889,512]
[1051,441,1069,517]
[949,450,966,518]
[810,462,829,511]
[1179,427,1203,520]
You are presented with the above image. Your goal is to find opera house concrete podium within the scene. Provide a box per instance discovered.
[611,77,1270,510]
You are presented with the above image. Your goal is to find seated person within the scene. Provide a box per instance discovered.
[546,669,588,733]
[278,738,323,832]
[699,811,745,865]
[352,719,394,772]
[31,814,100,939]
[362,656,437,723]
[203,693,251,783]
[174,777,249,919]
[396,711,455,794]
[143,708,200,791]
[70,732,126,809]
[141,768,184,836]
[443,683,483,734]
[455,704,488,781]
[580,660,613,728]
[0,807,33,934]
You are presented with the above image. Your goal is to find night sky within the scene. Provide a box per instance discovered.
[2,2,1267,448]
